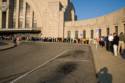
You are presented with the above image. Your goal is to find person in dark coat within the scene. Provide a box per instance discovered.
[113,33,119,56]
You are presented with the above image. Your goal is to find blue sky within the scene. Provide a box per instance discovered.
[72,0,125,20]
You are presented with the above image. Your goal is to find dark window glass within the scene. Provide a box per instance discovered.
[115,26,118,35]
[91,30,94,39]
[2,12,6,28]
[99,29,102,37]
[75,31,78,39]
[83,30,86,39]
[107,28,110,36]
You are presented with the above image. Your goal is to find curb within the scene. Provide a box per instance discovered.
[0,43,15,51]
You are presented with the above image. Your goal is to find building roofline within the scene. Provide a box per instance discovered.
[76,7,125,22]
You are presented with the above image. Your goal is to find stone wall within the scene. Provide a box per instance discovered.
[26,0,72,38]
[64,8,125,39]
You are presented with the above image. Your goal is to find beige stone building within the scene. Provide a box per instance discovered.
[0,0,76,38]
[0,0,125,40]
[65,8,125,40]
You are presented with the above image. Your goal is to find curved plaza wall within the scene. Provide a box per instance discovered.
[64,8,125,39]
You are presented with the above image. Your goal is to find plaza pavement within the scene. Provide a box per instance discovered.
[1,43,125,83]
[91,45,125,83]
[0,42,96,83]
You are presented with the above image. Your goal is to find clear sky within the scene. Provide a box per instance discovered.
[72,0,125,20]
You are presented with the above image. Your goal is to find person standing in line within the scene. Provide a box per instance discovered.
[108,34,114,52]
[105,36,109,51]
[113,33,119,56]
[16,36,20,45]
[13,36,17,46]
[95,37,100,49]
[118,32,125,55]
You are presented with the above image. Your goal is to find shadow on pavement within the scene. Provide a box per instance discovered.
[97,67,112,83]
[41,62,78,83]
[120,49,125,59]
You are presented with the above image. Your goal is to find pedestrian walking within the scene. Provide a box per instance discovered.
[113,33,119,56]
[104,36,109,51]
[118,32,125,55]
[13,36,17,46]
[108,34,114,52]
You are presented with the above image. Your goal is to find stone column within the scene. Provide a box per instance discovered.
[6,0,9,29]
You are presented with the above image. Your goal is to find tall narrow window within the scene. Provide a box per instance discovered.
[2,0,7,28]
[2,12,6,28]
[19,0,24,19]
[18,20,23,28]
[99,29,102,37]
[18,0,24,28]
[115,26,118,35]
[13,0,17,28]
[25,3,30,28]
[83,30,86,39]
[19,0,24,12]
[32,11,34,28]
[91,30,94,39]
[75,31,78,39]
[32,12,37,28]
[14,0,17,10]
[107,28,110,36]
[8,0,15,28]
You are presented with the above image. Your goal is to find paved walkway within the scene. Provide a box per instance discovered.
[91,45,125,83]
[0,41,14,51]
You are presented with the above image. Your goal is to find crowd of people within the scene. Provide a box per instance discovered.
[31,37,89,44]
[1,32,125,57]
[0,35,90,45]
[96,32,125,57]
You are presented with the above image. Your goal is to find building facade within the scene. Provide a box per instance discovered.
[0,0,76,38]
[0,0,41,36]
[65,8,125,39]
[0,0,125,40]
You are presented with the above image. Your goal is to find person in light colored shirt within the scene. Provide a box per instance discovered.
[108,34,114,52]
[108,34,114,42]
